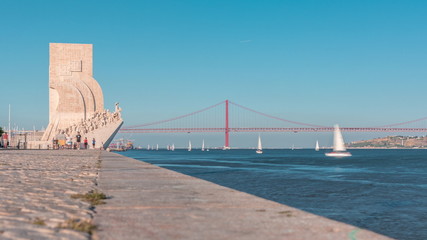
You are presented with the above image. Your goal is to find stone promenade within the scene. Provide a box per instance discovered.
[0,150,393,240]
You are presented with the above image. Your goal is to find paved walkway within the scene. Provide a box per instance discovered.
[94,152,393,240]
[0,150,100,240]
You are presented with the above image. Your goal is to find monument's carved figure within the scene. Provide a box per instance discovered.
[40,43,123,149]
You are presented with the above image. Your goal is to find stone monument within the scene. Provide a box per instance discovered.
[31,43,123,149]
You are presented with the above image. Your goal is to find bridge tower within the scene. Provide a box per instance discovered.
[225,99,230,149]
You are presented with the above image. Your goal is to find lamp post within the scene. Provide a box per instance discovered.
[8,104,11,148]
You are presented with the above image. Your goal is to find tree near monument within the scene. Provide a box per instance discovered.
[0,127,3,136]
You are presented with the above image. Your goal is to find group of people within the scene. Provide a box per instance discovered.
[1,132,8,148]
[53,132,96,150]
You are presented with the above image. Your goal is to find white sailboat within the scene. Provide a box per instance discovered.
[325,124,352,157]
[156,144,159,151]
[147,145,150,150]
[188,140,192,152]
[256,135,263,154]
[171,144,175,151]
[201,139,205,151]
[315,140,320,151]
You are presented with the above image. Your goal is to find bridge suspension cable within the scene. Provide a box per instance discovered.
[371,116,427,128]
[229,101,328,128]
[124,100,224,129]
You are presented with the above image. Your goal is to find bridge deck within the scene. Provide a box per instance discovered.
[120,127,427,133]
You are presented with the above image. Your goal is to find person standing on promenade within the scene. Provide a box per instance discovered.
[52,138,59,150]
[66,135,73,149]
[92,138,96,149]
[84,137,88,149]
[76,132,82,150]
[1,132,8,149]
[57,131,66,149]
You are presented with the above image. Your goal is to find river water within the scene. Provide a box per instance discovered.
[120,149,427,240]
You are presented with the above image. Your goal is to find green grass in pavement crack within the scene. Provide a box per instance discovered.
[57,218,97,234]
[71,190,107,206]
[32,217,46,226]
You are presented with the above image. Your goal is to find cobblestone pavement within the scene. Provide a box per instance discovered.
[0,150,101,240]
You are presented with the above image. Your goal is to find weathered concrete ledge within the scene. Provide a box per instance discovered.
[94,152,392,240]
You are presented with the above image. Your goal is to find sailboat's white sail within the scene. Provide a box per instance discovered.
[171,144,175,151]
[201,140,205,151]
[315,140,320,151]
[325,124,351,157]
[256,135,263,154]
[156,144,159,151]
[188,140,192,151]
[333,125,346,152]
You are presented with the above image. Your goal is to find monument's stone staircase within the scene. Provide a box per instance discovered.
[81,120,123,149]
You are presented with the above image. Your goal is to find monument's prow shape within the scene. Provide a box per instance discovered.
[37,43,122,149]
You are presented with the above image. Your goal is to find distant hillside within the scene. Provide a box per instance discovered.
[348,136,427,148]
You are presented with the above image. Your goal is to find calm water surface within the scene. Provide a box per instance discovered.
[120,149,427,240]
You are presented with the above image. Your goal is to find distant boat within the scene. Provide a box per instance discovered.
[256,135,263,154]
[167,145,170,151]
[291,144,295,150]
[156,144,159,151]
[315,140,320,151]
[325,124,352,157]
[147,144,150,150]
[188,140,192,152]
[171,144,175,151]
[201,139,205,151]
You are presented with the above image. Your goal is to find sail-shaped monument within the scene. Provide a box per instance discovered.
[28,43,123,149]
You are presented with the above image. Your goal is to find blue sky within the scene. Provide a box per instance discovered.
[1,0,426,147]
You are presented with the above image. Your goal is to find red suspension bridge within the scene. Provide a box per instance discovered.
[120,100,427,148]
